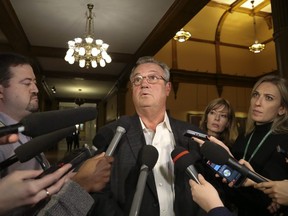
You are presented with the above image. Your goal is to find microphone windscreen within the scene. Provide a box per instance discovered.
[92,127,114,150]
[171,146,200,171]
[200,141,229,164]
[21,107,97,137]
[15,126,76,162]
[140,145,158,170]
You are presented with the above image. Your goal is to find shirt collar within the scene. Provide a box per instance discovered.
[0,112,18,127]
[139,112,172,132]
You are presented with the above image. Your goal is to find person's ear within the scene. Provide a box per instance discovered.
[278,106,286,116]
[0,85,4,99]
[165,81,171,96]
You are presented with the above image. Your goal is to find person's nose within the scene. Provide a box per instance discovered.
[140,76,149,86]
[31,83,39,93]
[254,96,262,106]
[214,112,220,121]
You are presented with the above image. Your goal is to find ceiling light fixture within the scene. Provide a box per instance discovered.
[51,86,56,94]
[173,29,191,42]
[75,89,85,106]
[249,0,265,54]
[64,4,112,68]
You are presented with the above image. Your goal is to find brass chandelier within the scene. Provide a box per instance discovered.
[173,29,191,42]
[249,0,265,54]
[64,4,111,68]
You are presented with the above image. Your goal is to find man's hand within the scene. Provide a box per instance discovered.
[71,152,114,192]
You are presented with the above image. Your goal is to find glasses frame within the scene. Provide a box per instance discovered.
[131,74,167,86]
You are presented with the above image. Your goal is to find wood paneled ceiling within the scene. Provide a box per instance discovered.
[0,0,273,105]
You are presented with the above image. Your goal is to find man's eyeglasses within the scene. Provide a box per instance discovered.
[131,75,167,86]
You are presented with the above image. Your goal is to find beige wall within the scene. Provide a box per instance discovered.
[124,82,251,123]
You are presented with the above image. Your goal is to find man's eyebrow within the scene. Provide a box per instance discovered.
[19,78,35,83]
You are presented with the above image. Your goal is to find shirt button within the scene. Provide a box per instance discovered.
[159,183,163,186]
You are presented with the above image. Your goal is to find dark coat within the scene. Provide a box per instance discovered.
[89,114,206,216]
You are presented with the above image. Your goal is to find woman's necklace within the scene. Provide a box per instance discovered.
[243,130,272,162]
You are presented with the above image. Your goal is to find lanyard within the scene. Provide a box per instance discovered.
[243,130,272,162]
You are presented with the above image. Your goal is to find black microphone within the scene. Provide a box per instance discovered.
[0,107,97,137]
[92,127,114,152]
[200,141,268,183]
[129,145,159,216]
[171,146,201,184]
[0,126,76,170]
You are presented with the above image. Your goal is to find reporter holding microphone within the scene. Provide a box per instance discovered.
[0,133,114,216]
[189,174,233,216]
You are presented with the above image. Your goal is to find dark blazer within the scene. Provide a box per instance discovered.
[206,207,233,216]
[89,114,206,216]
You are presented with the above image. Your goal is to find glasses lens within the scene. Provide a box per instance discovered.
[133,76,143,85]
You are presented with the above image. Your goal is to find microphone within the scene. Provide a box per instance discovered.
[0,107,97,137]
[171,146,201,184]
[0,126,76,170]
[93,116,130,156]
[105,126,126,156]
[92,127,114,151]
[200,141,268,183]
[129,145,159,216]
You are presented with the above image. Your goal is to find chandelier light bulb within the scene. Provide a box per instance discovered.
[102,43,109,49]
[91,60,97,68]
[68,40,75,47]
[75,38,82,43]
[79,59,86,68]
[64,55,70,62]
[68,56,75,64]
[66,48,74,56]
[105,55,112,63]
[91,47,100,56]
[85,37,93,43]
[79,47,85,56]
[99,59,106,67]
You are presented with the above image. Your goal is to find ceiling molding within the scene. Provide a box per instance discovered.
[171,69,256,87]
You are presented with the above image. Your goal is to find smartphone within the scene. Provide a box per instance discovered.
[206,160,246,187]
[184,130,208,140]
[35,144,97,179]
